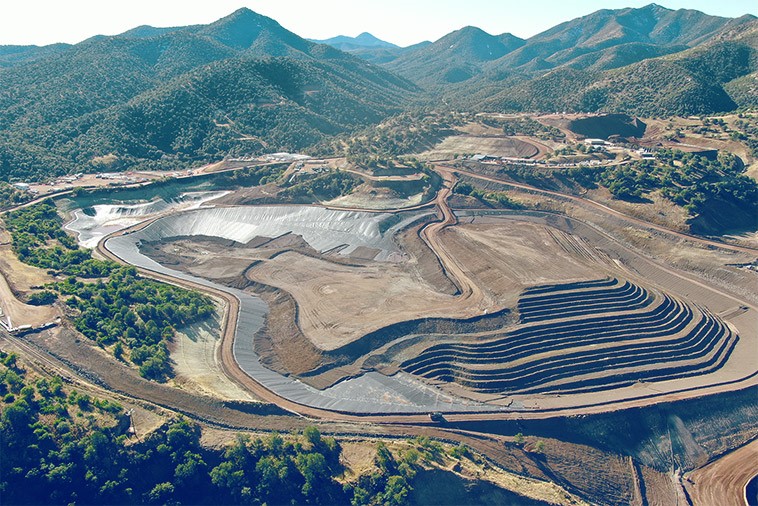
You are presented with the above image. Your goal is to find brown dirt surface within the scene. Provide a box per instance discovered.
[421,135,541,160]
[246,250,470,351]
[252,285,324,376]
[440,219,610,304]
[324,183,425,210]
[639,465,679,506]
[339,441,380,481]
[0,269,57,327]
[170,302,259,401]
[531,438,636,505]
[685,438,758,506]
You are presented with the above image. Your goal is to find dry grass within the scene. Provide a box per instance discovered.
[0,227,59,327]
[0,228,56,294]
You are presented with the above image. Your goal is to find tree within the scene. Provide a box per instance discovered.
[382,475,410,506]
[147,482,175,505]
[534,440,546,454]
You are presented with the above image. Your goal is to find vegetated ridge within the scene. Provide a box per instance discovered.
[2,4,758,182]
[0,8,417,180]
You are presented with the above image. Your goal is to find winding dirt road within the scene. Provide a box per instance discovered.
[418,167,481,305]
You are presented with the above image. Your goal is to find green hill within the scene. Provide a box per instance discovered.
[2,4,757,181]
[386,26,525,86]
[480,21,758,116]
[485,4,755,74]
[0,8,417,181]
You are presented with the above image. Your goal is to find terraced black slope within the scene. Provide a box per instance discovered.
[402,279,737,395]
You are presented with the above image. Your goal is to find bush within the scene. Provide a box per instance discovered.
[27,290,56,306]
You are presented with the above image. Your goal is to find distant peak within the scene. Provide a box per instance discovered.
[217,7,269,24]
[229,7,255,16]
[312,32,398,49]
[439,26,495,41]
[457,25,488,34]
[354,32,381,42]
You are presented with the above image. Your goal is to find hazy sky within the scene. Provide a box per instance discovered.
[2,0,756,47]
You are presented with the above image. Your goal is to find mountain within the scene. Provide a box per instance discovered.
[310,32,398,51]
[1,4,757,181]
[386,3,756,90]
[0,8,417,180]
[386,26,525,86]
[0,43,72,68]
[310,33,429,65]
[484,4,756,74]
[432,4,758,117]
[480,18,758,116]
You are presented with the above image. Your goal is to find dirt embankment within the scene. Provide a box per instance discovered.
[0,269,57,328]
[450,385,758,473]
[685,438,758,506]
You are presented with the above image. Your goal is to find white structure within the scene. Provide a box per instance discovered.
[584,138,608,146]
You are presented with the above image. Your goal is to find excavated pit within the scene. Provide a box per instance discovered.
[99,206,757,414]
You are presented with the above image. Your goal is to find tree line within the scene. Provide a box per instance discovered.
[1,353,477,505]
[5,202,215,381]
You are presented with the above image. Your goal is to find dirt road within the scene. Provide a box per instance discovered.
[447,165,758,255]
[418,167,481,304]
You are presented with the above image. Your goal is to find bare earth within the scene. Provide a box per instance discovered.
[685,438,758,506]
[246,250,464,350]
[441,219,609,306]
[421,135,540,160]
[0,270,57,327]
[170,302,258,401]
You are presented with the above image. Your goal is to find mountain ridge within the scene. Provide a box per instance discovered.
[0,7,418,180]
[309,32,399,50]
[1,4,756,181]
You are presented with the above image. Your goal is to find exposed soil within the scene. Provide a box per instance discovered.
[246,251,466,350]
[0,269,57,327]
[324,184,425,210]
[170,302,259,401]
[251,283,324,376]
[685,438,758,506]
[421,135,540,160]
[441,219,609,304]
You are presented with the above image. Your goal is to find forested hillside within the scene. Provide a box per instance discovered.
[1,4,757,182]
[0,8,417,181]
